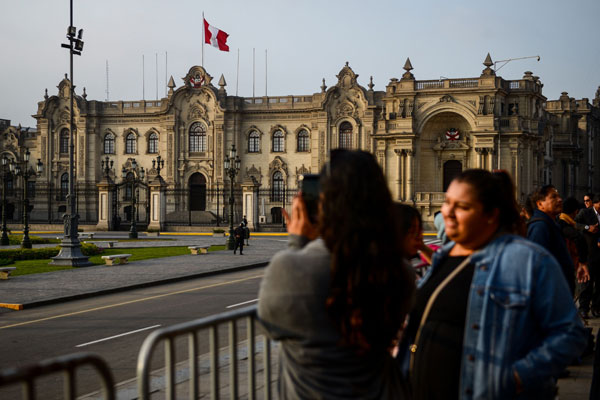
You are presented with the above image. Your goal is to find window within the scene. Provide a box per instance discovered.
[248,131,260,153]
[297,129,309,152]
[189,122,207,152]
[339,122,352,149]
[272,130,284,152]
[126,133,137,154]
[27,181,36,198]
[148,132,158,154]
[6,175,13,196]
[104,133,115,154]
[60,129,69,154]
[60,173,68,200]
[125,172,134,200]
[272,171,284,201]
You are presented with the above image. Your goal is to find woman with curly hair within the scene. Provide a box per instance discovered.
[258,149,415,399]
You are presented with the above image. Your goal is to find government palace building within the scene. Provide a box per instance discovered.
[1,54,599,231]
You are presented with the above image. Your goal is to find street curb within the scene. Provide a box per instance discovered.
[3,261,268,311]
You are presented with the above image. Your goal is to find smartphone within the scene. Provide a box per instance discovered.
[299,174,320,223]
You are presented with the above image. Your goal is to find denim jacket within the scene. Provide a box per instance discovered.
[405,233,586,400]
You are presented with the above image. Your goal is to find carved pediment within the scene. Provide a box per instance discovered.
[269,156,288,176]
[183,66,214,89]
[188,101,208,120]
[336,62,359,89]
[245,164,262,183]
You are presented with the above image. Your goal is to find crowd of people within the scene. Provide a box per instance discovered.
[257,149,590,399]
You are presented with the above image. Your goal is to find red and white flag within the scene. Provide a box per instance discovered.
[204,19,229,52]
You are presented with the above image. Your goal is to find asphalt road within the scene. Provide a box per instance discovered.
[0,267,266,399]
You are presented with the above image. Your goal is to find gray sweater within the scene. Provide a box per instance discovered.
[258,235,409,399]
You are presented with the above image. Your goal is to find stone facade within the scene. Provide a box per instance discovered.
[1,54,599,229]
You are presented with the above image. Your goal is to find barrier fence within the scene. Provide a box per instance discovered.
[0,353,115,400]
[0,306,274,400]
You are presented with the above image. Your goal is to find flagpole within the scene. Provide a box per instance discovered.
[252,48,255,97]
[236,49,240,96]
[265,49,268,97]
[142,54,145,100]
[202,12,205,67]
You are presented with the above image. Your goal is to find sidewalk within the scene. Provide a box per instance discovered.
[0,235,287,310]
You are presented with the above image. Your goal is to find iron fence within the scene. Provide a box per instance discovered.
[136,305,274,400]
[0,352,115,400]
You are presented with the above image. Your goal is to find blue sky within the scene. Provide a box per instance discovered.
[1,0,599,127]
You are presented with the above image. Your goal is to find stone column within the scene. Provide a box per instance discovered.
[406,150,414,202]
[241,178,261,230]
[395,149,405,201]
[96,178,114,231]
[147,176,167,231]
[486,148,494,171]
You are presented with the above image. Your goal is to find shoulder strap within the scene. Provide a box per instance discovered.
[410,254,473,372]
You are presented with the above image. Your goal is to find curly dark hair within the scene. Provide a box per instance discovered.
[320,149,415,354]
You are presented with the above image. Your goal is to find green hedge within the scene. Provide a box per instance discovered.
[0,243,102,261]
[7,235,54,245]
[0,258,13,266]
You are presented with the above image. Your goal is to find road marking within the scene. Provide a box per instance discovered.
[75,325,161,348]
[0,274,264,330]
[226,299,258,309]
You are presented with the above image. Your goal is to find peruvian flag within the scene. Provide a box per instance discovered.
[204,19,230,52]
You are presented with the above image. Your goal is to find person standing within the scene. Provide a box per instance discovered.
[527,185,576,295]
[401,170,585,400]
[576,194,600,316]
[233,223,245,255]
[258,149,414,399]
[584,193,594,209]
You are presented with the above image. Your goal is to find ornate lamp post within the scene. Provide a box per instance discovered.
[9,149,43,249]
[53,0,90,266]
[224,145,241,250]
[152,155,164,176]
[1,155,10,246]
[122,159,145,239]
[101,155,113,179]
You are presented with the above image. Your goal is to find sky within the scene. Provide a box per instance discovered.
[1,0,600,128]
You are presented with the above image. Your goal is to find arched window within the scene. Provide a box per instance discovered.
[272,130,284,152]
[125,172,134,200]
[126,133,137,154]
[189,122,207,152]
[297,129,309,152]
[104,133,115,154]
[60,129,69,154]
[339,122,352,149]
[248,131,260,153]
[271,171,284,201]
[60,173,69,200]
[148,132,158,154]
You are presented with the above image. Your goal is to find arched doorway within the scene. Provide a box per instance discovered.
[189,173,207,211]
[271,207,282,224]
[443,160,462,191]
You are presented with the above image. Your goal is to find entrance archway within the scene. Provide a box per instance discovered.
[443,160,462,191]
[189,173,207,211]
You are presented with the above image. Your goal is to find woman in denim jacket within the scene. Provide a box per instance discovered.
[402,169,587,399]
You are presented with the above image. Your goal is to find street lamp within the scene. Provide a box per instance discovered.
[224,145,241,250]
[101,155,114,179]
[122,159,145,239]
[9,149,43,249]
[1,155,10,246]
[53,0,91,266]
[152,155,164,176]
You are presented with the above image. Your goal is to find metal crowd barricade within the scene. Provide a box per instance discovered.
[0,352,115,400]
[136,304,273,400]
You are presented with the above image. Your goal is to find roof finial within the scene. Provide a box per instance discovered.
[368,76,374,91]
[401,58,415,80]
[483,53,493,68]
[44,88,48,100]
[345,61,349,67]
[321,78,327,93]
[82,87,87,99]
